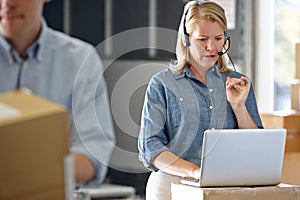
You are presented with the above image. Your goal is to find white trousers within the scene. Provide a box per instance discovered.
[146,171,181,200]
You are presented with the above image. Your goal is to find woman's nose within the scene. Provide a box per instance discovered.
[205,40,216,51]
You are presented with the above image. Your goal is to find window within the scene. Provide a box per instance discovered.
[274,0,300,110]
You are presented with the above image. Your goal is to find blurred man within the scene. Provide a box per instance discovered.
[0,0,115,187]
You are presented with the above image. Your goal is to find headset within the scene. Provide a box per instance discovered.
[182,0,235,70]
[182,0,230,56]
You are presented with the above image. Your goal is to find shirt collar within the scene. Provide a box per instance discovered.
[34,18,49,62]
[0,34,14,64]
[174,66,189,80]
[208,64,222,78]
[174,63,222,80]
[0,18,48,64]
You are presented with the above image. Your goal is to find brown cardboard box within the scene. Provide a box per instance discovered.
[260,111,300,152]
[0,90,70,200]
[171,183,300,200]
[260,111,300,185]
[282,152,300,185]
[296,43,300,79]
[291,79,300,111]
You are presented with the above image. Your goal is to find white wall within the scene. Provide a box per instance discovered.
[255,0,275,113]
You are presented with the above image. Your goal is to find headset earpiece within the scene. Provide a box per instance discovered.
[226,36,230,45]
[183,32,191,47]
[224,31,229,43]
[182,0,210,48]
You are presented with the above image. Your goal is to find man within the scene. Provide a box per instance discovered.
[0,0,115,187]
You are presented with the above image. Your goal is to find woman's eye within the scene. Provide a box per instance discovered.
[216,37,222,41]
[199,38,207,42]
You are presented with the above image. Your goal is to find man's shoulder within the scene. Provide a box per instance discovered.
[46,27,94,52]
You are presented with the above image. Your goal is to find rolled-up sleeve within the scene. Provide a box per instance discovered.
[138,77,170,171]
[228,72,264,129]
[246,83,264,129]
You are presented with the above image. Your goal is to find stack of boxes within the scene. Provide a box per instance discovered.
[260,43,300,185]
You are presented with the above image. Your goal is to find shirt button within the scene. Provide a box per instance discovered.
[209,105,213,109]
[37,55,42,61]
[23,62,28,69]
[209,89,213,92]
[8,57,13,65]
[179,97,183,102]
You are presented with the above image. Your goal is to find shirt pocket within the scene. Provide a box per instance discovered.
[167,96,183,128]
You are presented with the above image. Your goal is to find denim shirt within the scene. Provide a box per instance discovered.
[138,65,263,171]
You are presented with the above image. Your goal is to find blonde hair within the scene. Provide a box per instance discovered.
[171,0,231,74]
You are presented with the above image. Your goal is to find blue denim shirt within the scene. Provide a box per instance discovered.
[138,65,263,171]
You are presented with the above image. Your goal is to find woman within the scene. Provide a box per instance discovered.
[138,1,263,199]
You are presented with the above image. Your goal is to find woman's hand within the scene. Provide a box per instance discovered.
[225,76,258,129]
[191,167,201,180]
[226,76,251,109]
[152,151,201,179]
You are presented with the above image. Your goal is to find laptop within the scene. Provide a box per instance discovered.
[181,129,286,187]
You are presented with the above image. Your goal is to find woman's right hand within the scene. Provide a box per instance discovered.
[191,166,201,179]
[226,76,251,110]
[152,151,201,179]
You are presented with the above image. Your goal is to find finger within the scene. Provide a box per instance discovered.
[226,79,235,89]
[240,76,251,86]
[226,78,244,88]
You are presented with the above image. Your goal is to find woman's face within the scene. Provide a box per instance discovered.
[188,19,225,71]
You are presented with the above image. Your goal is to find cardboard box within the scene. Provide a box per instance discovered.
[282,152,300,185]
[171,183,300,200]
[296,43,300,79]
[260,111,300,152]
[260,111,300,185]
[291,79,300,111]
[0,90,70,200]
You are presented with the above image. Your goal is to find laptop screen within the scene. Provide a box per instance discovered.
[199,129,286,187]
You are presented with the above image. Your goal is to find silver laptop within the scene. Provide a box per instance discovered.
[181,129,286,187]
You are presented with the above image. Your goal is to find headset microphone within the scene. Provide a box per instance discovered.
[218,36,236,71]
[218,36,230,56]
[218,50,227,56]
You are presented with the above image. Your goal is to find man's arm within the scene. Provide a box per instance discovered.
[71,46,115,186]
[74,154,96,185]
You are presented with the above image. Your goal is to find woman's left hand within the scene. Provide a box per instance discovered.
[226,76,251,109]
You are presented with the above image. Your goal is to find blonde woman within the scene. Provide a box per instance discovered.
[138,1,263,199]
